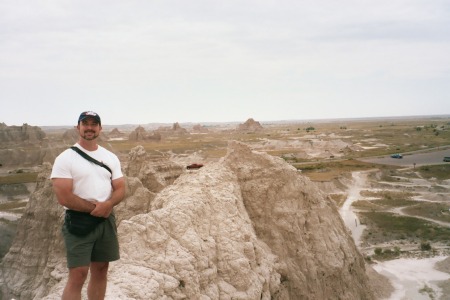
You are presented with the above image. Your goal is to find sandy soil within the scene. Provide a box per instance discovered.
[373,256,450,300]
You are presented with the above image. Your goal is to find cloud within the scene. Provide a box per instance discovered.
[0,0,449,125]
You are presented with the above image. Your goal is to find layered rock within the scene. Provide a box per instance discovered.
[192,124,210,133]
[61,126,79,142]
[128,126,162,141]
[0,123,52,167]
[109,128,122,136]
[0,146,61,167]
[222,141,372,298]
[0,123,46,144]
[0,142,376,299]
[237,118,263,132]
[155,122,189,136]
[125,145,184,193]
[0,163,66,300]
[108,128,126,140]
[116,146,185,223]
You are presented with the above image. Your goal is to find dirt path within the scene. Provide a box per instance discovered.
[339,171,368,245]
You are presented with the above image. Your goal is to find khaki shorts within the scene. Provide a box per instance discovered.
[62,214,120,268]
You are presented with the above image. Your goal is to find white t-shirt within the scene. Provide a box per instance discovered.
[50,143,123,202]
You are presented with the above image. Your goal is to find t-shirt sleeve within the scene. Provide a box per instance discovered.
[110,155,123,180]
[50,151,73,179]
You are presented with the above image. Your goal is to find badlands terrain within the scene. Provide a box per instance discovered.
[0,115,450,299]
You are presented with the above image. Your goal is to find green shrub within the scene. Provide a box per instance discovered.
[383,248,393,255]
[420,242,432,251]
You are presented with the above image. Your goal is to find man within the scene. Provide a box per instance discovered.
[51,111,125,300]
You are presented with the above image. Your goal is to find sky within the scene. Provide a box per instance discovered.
[1,0,450,126]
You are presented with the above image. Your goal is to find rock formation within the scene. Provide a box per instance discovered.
[0,164,66,299]
[0,142,376,299]
[221,141,372,298]
[0,123,46,144]
[110,128,122,136]
[192,124,210,133]
[237,118,263,132]
[109,128,125,139]
[172,122,187,134]
[128,126,162,141]
[0,147,61,168]
[61,126,79,142]
[115,146,185,222]
[128,125,147,141]
[125,145,184,193]
[155,122,189,136]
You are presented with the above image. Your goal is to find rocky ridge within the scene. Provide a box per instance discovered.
[0,141,375,299]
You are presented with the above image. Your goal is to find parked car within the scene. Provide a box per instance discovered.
[444,157,450,162]
[391,153,403,159]
[187,163,204,169]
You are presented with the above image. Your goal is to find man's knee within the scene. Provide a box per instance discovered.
[90,262,109,277]
[68,266,89,285]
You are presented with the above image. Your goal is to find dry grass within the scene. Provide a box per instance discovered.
[296,159,382,182]
[360,211,450,244]
[417,164,450,180]
[352,200,386,210]
[403,202,450,223]
[0,172,38,184]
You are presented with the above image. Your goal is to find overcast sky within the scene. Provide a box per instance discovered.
[1,0,449,126]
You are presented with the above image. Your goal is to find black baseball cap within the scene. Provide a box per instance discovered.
[78,111,101,125]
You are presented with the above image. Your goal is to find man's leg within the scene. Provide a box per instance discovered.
[62,266,89,300]
[87,215,119,299]
[87,261,109,300]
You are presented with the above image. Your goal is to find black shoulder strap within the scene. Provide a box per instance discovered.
[70,146,112,175]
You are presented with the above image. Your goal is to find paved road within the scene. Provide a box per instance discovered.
[359,149,450,167]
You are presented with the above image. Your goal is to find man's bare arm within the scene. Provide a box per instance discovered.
[52,178,96,212]
[90,177,126,218]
